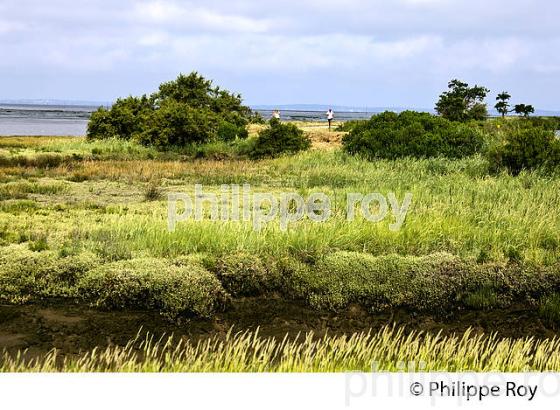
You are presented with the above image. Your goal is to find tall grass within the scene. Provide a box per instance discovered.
[3,326,560,372]
[1,147,558,264]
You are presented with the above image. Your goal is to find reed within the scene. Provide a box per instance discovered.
[3,326,560,372]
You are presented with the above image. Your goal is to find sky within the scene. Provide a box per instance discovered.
[0,0,558,109]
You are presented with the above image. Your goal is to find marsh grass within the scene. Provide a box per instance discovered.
[3,326,560,372]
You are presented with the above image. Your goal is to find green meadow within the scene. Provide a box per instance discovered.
[1,123,559,371]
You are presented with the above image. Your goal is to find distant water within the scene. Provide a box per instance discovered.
[0,104,373,136]
[0,104,97,136]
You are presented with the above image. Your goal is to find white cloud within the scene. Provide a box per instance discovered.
[133,1,272,33]
[0,0,558,108]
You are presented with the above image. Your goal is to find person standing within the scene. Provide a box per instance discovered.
[272,109,281,120]
[326,109,334,130]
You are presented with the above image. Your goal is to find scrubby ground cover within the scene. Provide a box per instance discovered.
[1,120,560,370]
[0,130,559,320]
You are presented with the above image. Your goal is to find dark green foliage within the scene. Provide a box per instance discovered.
[217,120,249,142]
[495,91,511,118]
[287,251,560,313]
[487,127,560,174]
[336,119,367,132]
[87,72,254,148]
[290,252,473,311]
[136,101,219,146]
[87,96,153,140]
[435,79,489,121]
[216,253,280,296]
[523,116,560,131]
[514,104,535,117]
[248,111,266,124]
[342,111,484,160]
[249,118,311,159]
[78,258,229,319]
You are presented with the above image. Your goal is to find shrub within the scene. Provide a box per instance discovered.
[0,245,97,302]
[287,251,559,313]
[289,251,474,311]
[342,111,484,160]
[87,72,255,149]
[217,121,249,142]
[487,127,560,175]
[216,253,280,296]
[523,117,560,131]
[78,258,229,319]
[249,119,311,159]
[87,96,153,141]
[336,119,367,132]
[136,101,219,147]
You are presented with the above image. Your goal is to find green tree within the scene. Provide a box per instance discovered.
[495,91,511,118]
[514,104,535,117]
[87,72,254,146]
[435,79,490,121]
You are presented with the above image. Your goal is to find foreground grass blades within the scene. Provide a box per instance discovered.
[3,326,560,372]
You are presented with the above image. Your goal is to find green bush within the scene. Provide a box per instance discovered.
[249,119,311,159]
[0,245,97,302]
[289,252,473,311]
[87,72,254,148]
[487,127,560,175]
[523,117,560,131]
[342,111,484,160]
[216,253,280,296]
[136,101,219,147]
[217,120,249,142]
[78,258,229,319]
[336,120,367,132]
[87,96,153,141]
[287,251,560,312]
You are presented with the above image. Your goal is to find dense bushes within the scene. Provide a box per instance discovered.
[342,111,485,160]
[487,127,560,174]
[216,253,281,296]
[249,118,311,159]
[287,251,560,312]
[2,244,560,318]
[87,72,252,148]
[0,245,97,302]
[79,258,228,319]
[0,247,228,319]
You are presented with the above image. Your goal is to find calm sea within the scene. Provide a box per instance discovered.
[0,104,372,136]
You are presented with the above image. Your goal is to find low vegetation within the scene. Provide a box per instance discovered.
[248,118,311,158]
[342,111,484,160]
[1,108,560,370]
[4,326,560,372]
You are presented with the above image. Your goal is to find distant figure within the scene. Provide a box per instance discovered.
[326,109,334,130]
[272,109,281,120]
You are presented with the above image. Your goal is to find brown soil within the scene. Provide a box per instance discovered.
[1,297,558,359]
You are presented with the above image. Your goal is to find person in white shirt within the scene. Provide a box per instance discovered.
[326,109,334,130]
[272,109,281,120]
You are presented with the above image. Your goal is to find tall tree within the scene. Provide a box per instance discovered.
[514,104,535,117]
[495,91,511,118]
[435,79,490,121]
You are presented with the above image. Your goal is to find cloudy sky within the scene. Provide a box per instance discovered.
[0,0,557,109]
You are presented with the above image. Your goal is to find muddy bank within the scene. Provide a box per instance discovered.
[0,298,558,357]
